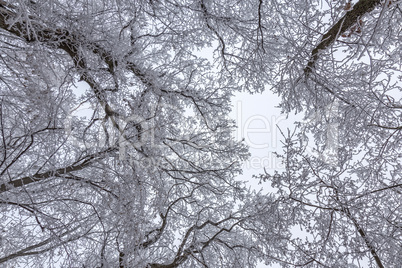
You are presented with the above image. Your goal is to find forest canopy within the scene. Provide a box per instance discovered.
[0,0,401,267]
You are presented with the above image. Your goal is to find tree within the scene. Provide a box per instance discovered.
[254,0,402,267]
[0,0,401,267]
[0,0,261,267]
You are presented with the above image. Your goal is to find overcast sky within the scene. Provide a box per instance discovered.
[230,91,303,191]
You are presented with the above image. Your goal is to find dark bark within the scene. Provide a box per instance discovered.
[304,0,382,76]
[343,207,385,268]
[0,148,116,193]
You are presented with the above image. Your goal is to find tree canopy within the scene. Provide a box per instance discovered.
[0,0,401,267]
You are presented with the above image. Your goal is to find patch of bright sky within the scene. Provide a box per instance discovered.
[230,91,303,190]
[69,81,93,119]
[193,44,306,268]
[193,44,304,190]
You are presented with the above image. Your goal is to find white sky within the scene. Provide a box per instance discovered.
[68,47,306,268]
[230,91,302,268]
[230,91,302,190]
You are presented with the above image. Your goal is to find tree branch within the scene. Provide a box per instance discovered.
[0,148,116,193]
[0,226,81,264]
[148,214,244,268]
[343,207,384,268]
[304,0,382,76]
